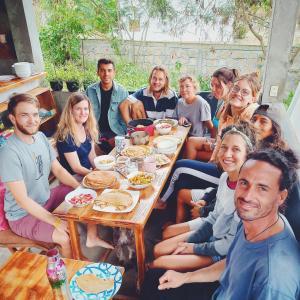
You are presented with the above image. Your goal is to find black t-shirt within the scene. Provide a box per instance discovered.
[99,85,113,133]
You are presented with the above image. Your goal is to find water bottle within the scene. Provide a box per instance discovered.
[46,248,73,300]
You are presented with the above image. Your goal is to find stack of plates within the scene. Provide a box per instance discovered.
[82,171,117,189]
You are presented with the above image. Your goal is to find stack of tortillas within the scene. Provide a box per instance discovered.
[76,274,114,294]
[82,171,117,189]
[94,189,133,211]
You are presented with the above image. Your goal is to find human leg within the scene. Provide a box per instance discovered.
[160,159,221,204]
[162,222,191,239]
[86,224,114,249]
[185,137,207,160]
[151,254,214,271]
[153,231,192,258]
[176,189,193,223]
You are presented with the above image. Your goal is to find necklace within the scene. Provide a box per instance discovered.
[246,214,280,242]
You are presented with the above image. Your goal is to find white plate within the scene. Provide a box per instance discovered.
[69,262,122,300]
[0,75,16,82]
[153,135,182,145]
[93,189,140,213]
[127,171,155,189]
[65,188,97,207]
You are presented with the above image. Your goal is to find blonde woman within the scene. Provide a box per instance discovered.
[55,92,113,249]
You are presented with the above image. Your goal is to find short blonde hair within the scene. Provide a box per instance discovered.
[179,75,198,91]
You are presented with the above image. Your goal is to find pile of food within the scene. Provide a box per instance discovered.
[94,190,133,211]
[76,274,114,294]
[121,145,152,158]
[154,153,171,166]
[69,193,93,206]
[82,171,117,189]
[128,172,154,185]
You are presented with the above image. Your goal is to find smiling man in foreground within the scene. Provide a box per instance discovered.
[141,148,300,300]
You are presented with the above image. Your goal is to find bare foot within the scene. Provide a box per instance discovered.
[86,237,114,249]
[154,200,167,210]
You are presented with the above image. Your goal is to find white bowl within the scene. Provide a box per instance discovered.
[94,155,115,170]
[127,171,155,189]
[65,188,97,207]
[156,140,177,155]
[155,123,172,135]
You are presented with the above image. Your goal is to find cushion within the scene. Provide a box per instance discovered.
[0,180,9,231]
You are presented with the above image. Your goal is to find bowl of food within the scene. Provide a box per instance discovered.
[127,118,154,136]
[130,131,150,145]
[65,188,97,207]
[154,118,178,128]
[156,139,177,155]
[127,171,155,189]
[94,155,115,171]
[155,122,172,135]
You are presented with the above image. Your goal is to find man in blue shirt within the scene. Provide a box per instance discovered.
[86,58,128,152]
[120,66,177,123]
[141,148,300,300]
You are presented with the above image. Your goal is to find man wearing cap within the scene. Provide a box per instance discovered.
[141,148,300,300]
[120,66,177,123]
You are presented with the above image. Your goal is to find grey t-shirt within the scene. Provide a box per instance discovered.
[173,95,211,137]
[0,132,56,221]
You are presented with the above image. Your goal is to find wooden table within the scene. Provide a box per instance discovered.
[53,125,190,289]
[0,251,124,299]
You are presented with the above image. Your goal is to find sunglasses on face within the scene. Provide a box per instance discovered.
[231,85,252,97]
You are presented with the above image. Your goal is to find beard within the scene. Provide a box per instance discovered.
[15,120,39,135]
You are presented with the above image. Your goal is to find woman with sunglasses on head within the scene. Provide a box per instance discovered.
[185,67,239,161]
[55,92,113,249]
[150,123,257,271]
[156,73,261,211]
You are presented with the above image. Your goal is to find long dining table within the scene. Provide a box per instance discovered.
[53,125,190,289]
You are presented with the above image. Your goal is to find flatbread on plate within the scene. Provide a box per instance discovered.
[94,189,133,211]
[76,273,114,294]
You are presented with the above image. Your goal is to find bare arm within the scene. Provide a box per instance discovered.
[205,120,215,138]
[51,159,81,188]
[6,181,58,226]
[158,259,226,290]
[88,142,96,169]
[119,99,132,125]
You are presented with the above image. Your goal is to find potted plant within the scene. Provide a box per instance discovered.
[46,63,64,91]
[64,62,81,92]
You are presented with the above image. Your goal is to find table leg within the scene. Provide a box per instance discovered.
[134,226,145,291]
[67,220,82,260]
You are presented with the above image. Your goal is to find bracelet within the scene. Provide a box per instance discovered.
[53,217,61,229]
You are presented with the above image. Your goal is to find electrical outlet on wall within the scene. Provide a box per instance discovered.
[270,85,279,97]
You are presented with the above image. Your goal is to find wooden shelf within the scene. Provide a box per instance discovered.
[0,72,46,94]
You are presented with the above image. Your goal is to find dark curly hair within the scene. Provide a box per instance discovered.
[220,121,258,154]
[246,148,299,192]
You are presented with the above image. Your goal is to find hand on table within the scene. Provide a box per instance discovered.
[178,117,189,126]
[172,242,194,255]
[158,270,189,290]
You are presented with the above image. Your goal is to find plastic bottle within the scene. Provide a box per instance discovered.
[46,248,73,300]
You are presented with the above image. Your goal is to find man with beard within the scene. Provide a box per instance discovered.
[141,148,300,300]
[0,93,80,258]
[120,66,177,122]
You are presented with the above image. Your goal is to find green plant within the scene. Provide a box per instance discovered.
[198,76,211,91]
[283,91,294,109]
[62,62,83,82]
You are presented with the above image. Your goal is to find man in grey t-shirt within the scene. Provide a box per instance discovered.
[0,93,80,258]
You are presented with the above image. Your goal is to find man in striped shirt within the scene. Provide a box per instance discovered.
[120,66,178,123]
